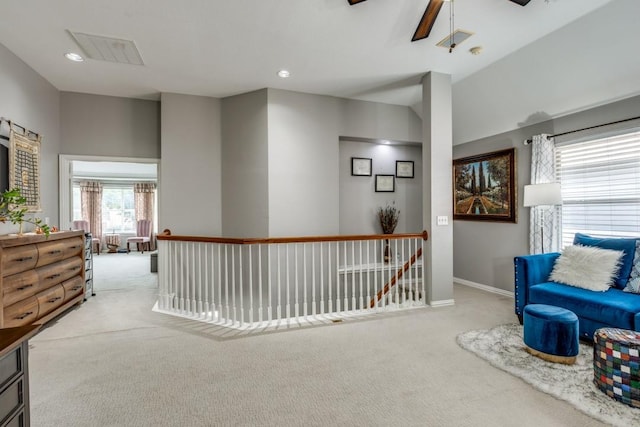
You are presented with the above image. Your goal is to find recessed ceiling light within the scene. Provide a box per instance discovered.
[277,69,290,78]
[64,52,84,62]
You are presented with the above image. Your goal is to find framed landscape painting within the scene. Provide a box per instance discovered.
[453,148,516,223]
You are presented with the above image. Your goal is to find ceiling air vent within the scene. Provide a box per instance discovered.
[436,29,474,49]
[69,31,144,65]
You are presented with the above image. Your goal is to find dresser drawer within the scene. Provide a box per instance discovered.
[2,270,40,308]
[0,246,38,277]
[3,298,38,329]
[36,237,83,267]
[62,276,84,302]
[61,236,84,260]
[36,241,67,267]
[0,377,23,426]
[36,257,83,289]
[36,285,65,318]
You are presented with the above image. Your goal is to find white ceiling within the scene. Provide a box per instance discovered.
[0,0,612,106]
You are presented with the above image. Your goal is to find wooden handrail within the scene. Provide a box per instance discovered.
[157,229,429,245]
[369,247,423,308]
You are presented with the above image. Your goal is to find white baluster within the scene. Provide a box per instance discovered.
[277,244,282,321]
[351,241,356,312]
[358,240,363,311]
[303,243,308,318]
[295,244,299,319]
[249,245,253,325]
[312,244,316,317]
[258,244,263,324]
[268,245,273,322]
[366,240,371,311]
[217,243,222,322]
[320,242,324,315]
[239,245,244,327]
[286,245,291,321]
[224,244,230,323]
[328,242,333,314]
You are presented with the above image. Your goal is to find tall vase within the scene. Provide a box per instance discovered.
[384,239,391,264]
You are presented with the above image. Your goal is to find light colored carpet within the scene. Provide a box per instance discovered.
[457,323,640,427]
[27,257,608,426]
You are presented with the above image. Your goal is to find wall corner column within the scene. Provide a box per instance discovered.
[422,72,454,305]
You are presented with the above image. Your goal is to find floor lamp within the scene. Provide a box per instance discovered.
[523,183,562,254]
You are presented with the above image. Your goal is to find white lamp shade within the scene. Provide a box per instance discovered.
[523,183,562,207]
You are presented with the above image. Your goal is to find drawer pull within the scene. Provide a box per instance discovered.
[15,312,33,320]
[69,266,80,271]
[71,286,83,291]
[47,274,61,280]
[17,284,34,291]
[15,256,34,262]
[49,250,62,255]
[47,297,62,303]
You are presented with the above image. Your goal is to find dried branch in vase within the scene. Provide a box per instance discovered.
[377,204,399,234]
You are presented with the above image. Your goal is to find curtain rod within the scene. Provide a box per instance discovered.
[524,115,640,145]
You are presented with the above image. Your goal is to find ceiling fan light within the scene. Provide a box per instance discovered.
[277,69,291,78]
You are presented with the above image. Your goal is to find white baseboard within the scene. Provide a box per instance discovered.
[429,299,455,307]
[454,277,514,298]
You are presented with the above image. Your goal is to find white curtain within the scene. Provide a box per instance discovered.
[529,134,561,254]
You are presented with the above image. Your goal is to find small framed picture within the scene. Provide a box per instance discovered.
[375,174,395,192]
[351,157,372,176]
[396,160,414,178]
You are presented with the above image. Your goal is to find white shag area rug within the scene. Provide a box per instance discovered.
[457,323,640,427]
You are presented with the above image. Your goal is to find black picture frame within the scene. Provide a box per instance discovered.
[453,148,517,223]
[351,157,372,176]
[396,160,414,178]
[375,174,395,192]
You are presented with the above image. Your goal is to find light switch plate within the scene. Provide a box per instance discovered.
[437,216,449,226]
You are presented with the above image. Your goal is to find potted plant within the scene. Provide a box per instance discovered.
[0,188,50,236]
[377,204,399,263]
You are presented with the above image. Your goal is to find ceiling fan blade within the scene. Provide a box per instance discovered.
[509,0,531,5]
[412,0,445,42]
[348,0,368,5]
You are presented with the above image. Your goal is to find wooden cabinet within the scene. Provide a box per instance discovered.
[0,325,40,427]
[0,231,85,329]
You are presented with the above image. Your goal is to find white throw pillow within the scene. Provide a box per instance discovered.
[549,245,623,292]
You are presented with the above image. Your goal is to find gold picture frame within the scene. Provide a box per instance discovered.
[453,148,516,223]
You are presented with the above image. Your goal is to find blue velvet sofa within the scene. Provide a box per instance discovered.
[514,233,640,340]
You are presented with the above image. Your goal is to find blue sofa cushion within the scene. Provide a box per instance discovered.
[573,233,638,288]
[529,282,640,331]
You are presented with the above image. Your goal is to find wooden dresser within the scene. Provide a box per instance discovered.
[0,231,85,329]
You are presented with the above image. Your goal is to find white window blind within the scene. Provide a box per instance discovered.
[556,129,640,248]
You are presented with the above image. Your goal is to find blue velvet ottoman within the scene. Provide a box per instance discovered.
[523,304,579,365]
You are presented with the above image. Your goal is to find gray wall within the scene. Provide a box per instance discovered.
[221,89,269,238]
[339,140,422,235]
[453,93,640,292]
[452,0,640,145]
[160,93,222,235]
[268,90,341,236]
[219,88,422,238]
[0,43,61,233]
[60,92,160,158]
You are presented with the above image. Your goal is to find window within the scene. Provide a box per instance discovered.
[556,129,640,248]
[102,186,135,233]
[73,184,136,233]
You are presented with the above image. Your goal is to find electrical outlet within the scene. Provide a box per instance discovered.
[437,216,449,226]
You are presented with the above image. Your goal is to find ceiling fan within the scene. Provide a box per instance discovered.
[348,0,531,42]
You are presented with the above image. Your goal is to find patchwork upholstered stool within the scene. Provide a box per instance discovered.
[593,328,640,408]
[523,304,579,365]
